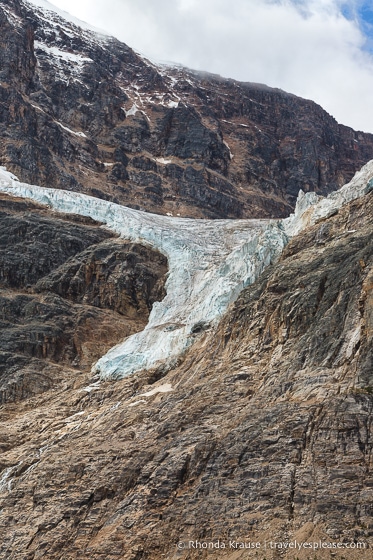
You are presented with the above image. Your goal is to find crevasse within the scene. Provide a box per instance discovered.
[0,160,372,379]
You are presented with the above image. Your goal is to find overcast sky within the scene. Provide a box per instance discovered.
[30,0,373,133]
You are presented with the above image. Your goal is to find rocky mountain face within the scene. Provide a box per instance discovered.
[1,0,373,218]
[0,181,372,560]
[1,1,373,559]
[0,193,167,404]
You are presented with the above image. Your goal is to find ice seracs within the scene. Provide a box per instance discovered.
[0,160,372,379]
[0,167,283,378]
[282,159,373,237]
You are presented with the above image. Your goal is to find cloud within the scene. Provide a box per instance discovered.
[32,0,373,132]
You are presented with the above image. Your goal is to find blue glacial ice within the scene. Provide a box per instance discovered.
[0,159,372,379]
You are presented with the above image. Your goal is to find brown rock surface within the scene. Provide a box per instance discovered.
[1,0,373,218]
[0,191,372,559]
[0,194,167,404]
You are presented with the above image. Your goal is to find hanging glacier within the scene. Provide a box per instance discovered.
[0,160,372,379]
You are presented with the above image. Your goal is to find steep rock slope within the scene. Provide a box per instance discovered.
[1,0,373,218]
[0,188,372,559]
[0,193,167,404]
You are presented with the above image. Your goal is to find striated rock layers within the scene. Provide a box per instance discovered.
[0,193,167,404]
[1,0,373,219]
[0,189,372,558]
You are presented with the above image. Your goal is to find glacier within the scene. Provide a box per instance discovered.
[0,160,372,379]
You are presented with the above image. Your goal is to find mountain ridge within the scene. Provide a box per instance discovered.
[1,0,373,219]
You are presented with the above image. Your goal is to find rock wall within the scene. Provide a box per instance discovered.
[0,193,167,403]
[0,184,372,560]
[1,0,373,219]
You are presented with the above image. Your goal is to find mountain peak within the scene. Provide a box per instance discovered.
[21,0,110,37]
[0,0,373,220]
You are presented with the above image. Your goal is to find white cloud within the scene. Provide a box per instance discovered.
[29,0,373,132]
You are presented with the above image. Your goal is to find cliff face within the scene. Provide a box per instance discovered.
[1,0,373,218]
[2,1,373,557]
[0,187,372,559]
[0,194,167,404]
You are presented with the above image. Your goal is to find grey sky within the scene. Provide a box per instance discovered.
[29,0,373,133]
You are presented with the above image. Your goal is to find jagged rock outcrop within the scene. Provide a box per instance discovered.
[0,194,167,403]
[1,0,373,218]
[0,187,372,559]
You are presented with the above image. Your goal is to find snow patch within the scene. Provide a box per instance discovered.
[345,324,361,359]
[1,6,23,27]
[25,0,110,38]
[81,381,101,393]
[139,383,173,397]
[64,411,86,423]
[0,462,22,493]
[0,467,15,493]
[55,121,87,138]
[122,84,180,112]
[34,41,93,67]
[0,167,19,182]
[223,140,234,160]
[129,400,147,407]
[110,401,122,411]
[124,103,139,117]
[30,103,46,114]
